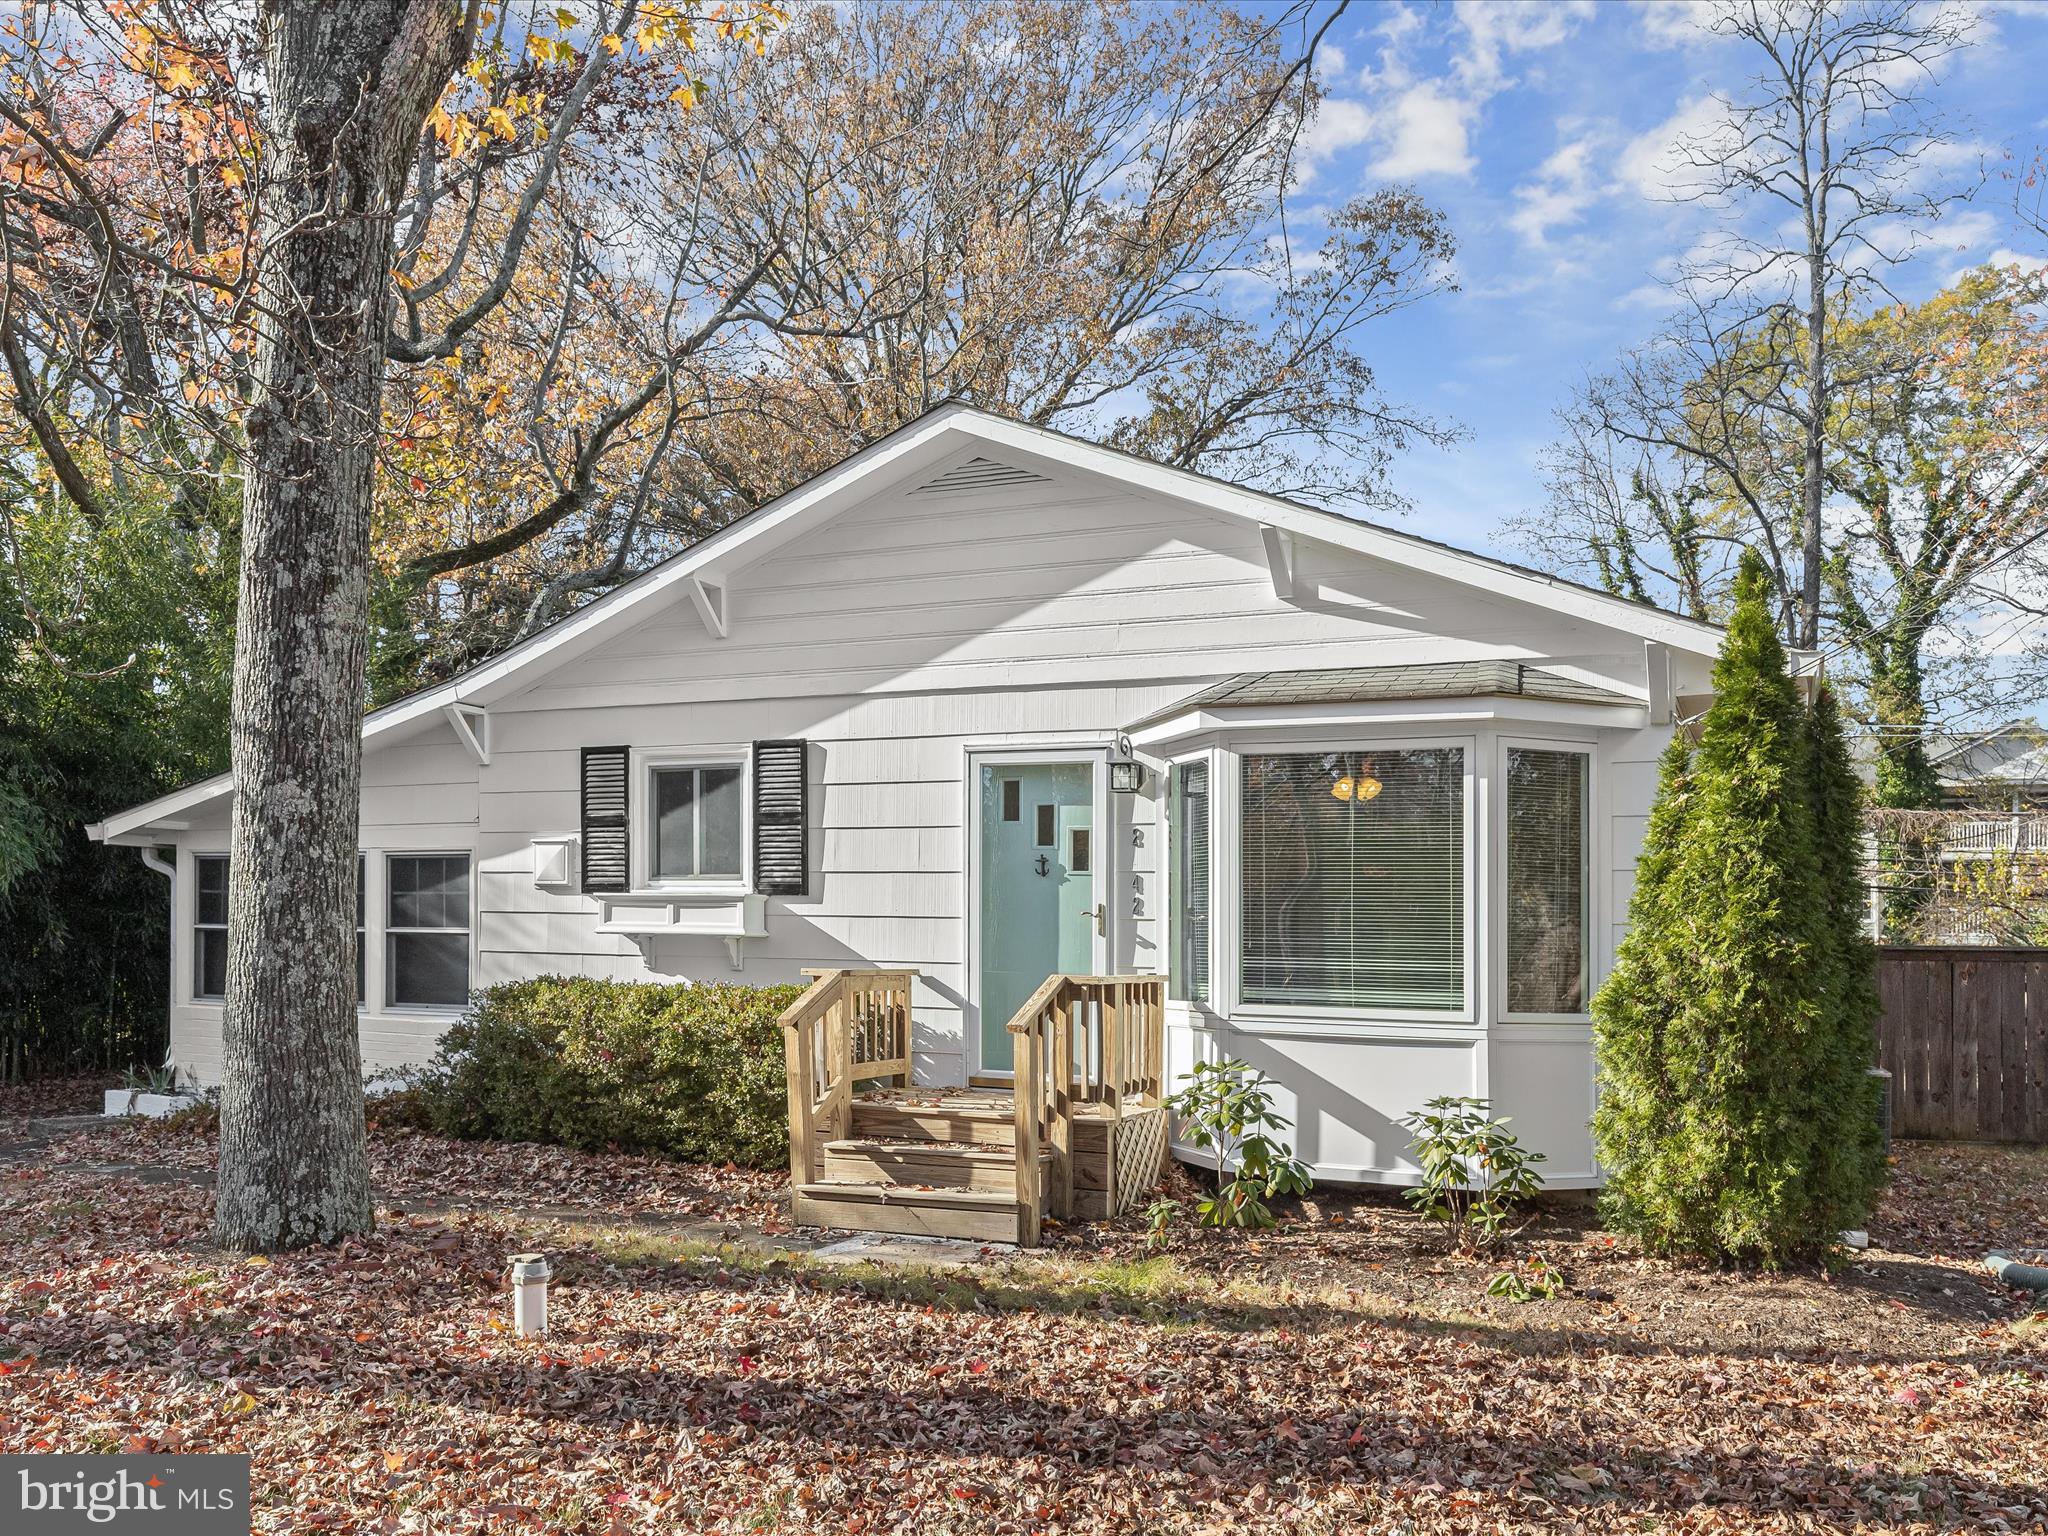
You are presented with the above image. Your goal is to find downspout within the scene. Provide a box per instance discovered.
[138,848,178,1080]
[1986,1253,2048,1292]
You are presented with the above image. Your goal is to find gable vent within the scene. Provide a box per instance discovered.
[910,456,1052,497]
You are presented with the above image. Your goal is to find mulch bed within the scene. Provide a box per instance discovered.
[1056,1141,2047,1363]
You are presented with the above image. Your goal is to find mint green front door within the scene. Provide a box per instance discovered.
[978,762,1096,1073]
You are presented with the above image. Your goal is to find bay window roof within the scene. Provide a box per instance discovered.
[1128,661,1640,735]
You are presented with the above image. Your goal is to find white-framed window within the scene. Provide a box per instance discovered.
[648,759,745,884]
[1168,758,1211,1003]
[386,853,471,1009]
[193,854,229,1000]
[1239,744,1469,1013]
[1503,744,1591,1017]
[355,853,367,1007]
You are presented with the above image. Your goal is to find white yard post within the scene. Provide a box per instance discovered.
[509,1254,551,1337]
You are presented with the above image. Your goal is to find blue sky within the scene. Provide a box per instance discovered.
[1283,0,2048,562]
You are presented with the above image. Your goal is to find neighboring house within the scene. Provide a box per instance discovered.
[1930,721,2048,819]
[89,405,1724,1189]
[1863,722,2048,946]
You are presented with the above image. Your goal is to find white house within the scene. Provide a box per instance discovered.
[89,405,1724,1189]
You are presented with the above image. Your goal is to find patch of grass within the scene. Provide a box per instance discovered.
[545,1218,1525,1341]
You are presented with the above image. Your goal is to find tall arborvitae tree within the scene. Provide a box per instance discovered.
[1799,684,1888,1232]
[1592,550,1840,1261]
[1587,730,1697,1228]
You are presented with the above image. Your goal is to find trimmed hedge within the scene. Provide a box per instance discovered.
[413,976,803,1167]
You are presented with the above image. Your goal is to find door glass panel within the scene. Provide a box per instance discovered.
[979,763,1094,1073]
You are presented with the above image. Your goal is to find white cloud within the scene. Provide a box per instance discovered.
[1635,0,1719,50]
[1508,134,1602,246]
[1373,84,1476,179]
[1621,282,1683,310]
[1983,247,2048,275]
[1933,209,2000,252]
[1617,93,1732,202]
[1454,0,1595,95]
[1327,0,1591,184]
[1301,97,1377,163]
[1318,41,1348,79]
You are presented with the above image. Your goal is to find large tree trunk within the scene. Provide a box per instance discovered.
[216,3,468,1251]
[1800,246,1827,652]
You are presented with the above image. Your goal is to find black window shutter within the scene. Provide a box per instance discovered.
[753,740,809,895]
[580,746,630,893]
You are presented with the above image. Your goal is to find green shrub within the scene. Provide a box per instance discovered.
[1399,1094,1546,1252]
[1163,1058,1312,1230]
[412,976,803,1167]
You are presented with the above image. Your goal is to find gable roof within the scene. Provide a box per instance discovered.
[90,404,1723,841]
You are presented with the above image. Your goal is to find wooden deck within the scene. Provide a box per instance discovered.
[782,971,1169,1246]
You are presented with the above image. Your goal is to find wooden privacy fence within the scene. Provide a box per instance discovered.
[1875,946,2048,1144]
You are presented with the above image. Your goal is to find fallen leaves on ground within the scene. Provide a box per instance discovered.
[0,1140,2040,1533]
[35,1118,785,1227]
[0,1074,117,1136]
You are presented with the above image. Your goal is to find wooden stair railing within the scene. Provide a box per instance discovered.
[780,968,917,1186]
[1006,974,1166,1244]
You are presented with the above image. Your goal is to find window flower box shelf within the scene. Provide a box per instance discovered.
[595,893,768,970]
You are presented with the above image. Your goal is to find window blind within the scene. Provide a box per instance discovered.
[1170,761,1211,1002]
[1505,747,1589,1014]
[1240,748,1466,1010]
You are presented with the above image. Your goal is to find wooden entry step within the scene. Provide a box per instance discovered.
[819,1138,1048,1195]
[791,1182,1025,1246]
[848,1099,1017,1147]
[782,970,1168,1246]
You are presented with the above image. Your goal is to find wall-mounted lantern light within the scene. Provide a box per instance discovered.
[1110,736,1145,794]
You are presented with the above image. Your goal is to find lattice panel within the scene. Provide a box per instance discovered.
[1111,1107,1169,1215]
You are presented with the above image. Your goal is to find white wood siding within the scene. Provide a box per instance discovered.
[161,469,1674,1184]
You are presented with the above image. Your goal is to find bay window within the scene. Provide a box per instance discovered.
[1505,746,1590,1015]
[1240,746,1467,1011]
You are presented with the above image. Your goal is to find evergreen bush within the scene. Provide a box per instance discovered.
[1591,551,1883,1262]
[413,976,803,1167]
[1801,684,1889,1228]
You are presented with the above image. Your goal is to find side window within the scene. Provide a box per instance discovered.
[355,853,366,1006]
[387,854,471,1008]
[193,855,229,1000]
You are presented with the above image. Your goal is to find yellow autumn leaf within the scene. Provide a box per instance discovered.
[227,1392,257,1415]
[600,32,623,54]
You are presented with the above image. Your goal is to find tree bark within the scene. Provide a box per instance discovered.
[216,2,469,1251]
